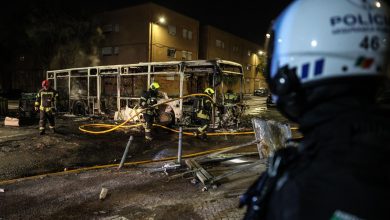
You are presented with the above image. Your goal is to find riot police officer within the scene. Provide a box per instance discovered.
[241,0,390,219]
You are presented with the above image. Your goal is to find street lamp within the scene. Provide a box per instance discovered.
[158,16,166,24]
[149,16,167,62]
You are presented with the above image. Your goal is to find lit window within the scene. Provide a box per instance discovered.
[168,25,176,36]
[182,29,188,39]
[187,51,192,60]
[167,48,176,58]
[221,42,225,49]
[188,31,192,40]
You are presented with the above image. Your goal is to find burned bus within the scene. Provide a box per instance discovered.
[47,59,245,129]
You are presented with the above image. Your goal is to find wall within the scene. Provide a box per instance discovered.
[199,25,267,94]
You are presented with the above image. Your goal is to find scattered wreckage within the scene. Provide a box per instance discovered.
[46,59,247,129]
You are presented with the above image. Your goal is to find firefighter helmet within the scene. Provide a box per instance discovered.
[204,88,215,96]
[42,80,50,90]
[150,82,160,90]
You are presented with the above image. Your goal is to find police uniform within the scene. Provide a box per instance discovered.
[240,0,390,219]
[35,87,58,134]
[241,99,390,220]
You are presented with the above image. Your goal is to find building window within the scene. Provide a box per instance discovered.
[114,24,120,32]
[167,48,176,58]
[182,50,187,60]
[216,40,221,47]
[233,46,240,53]
[168,25,176,36]
[113,46,119,55]
[102,24,113,33]
[182,29,193,40]
[216,40,225,49]
[101,47,113,56]
[181,51,193,60]
[102,24,119,33]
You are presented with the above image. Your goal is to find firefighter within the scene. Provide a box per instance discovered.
[193,88,214,140]
[35,80,58,135]
[240,0,390,219]
[140,82,160,142]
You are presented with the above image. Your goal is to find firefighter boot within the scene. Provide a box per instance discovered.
[200,132,208,141]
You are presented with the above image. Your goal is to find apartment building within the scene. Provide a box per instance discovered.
[98,3,265,94]
[98,3,199,64]
[199,25,267,94]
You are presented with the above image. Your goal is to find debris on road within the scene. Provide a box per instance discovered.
[4,117,19,127]
[99,187,108,200]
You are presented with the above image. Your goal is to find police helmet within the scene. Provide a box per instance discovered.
[266,0,390,120]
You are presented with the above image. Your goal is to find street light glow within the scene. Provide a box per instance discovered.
[375,1,381,8]
[266,33,271,39]
[258,50,264,55]
[158,16,166,24]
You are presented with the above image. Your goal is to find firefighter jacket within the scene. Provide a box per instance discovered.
[35,88,58,112]
[194,96,212,120]
[140,89,159,116]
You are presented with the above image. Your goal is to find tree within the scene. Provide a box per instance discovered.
[23,0,103,69]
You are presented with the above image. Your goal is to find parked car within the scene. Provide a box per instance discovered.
[254,88,268,97]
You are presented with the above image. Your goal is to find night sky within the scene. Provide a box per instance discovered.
[2,0,293,46]
[152,0,294,45]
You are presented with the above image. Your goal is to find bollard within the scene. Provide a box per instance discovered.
[118,135,134,170]
[177,127,183,164]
